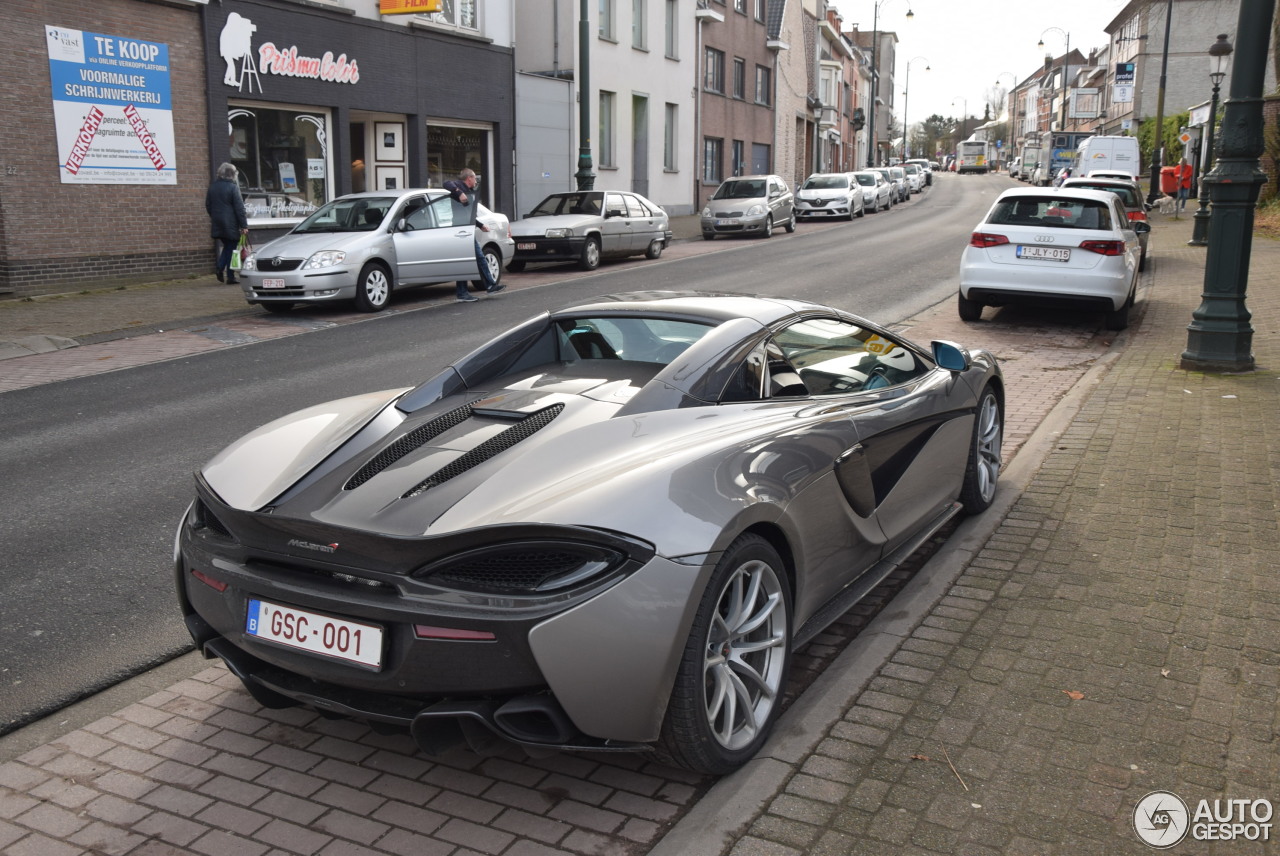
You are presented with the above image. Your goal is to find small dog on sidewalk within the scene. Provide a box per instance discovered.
[1155,194,1178,215]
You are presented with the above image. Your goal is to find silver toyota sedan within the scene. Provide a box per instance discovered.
[240,189,514,313]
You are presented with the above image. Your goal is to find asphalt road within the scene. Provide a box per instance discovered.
[0,173,1005,734]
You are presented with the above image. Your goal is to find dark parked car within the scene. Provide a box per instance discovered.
[176,292,1003,774]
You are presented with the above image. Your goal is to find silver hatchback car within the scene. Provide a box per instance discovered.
[240,189,514,313]
[701,175,795,239]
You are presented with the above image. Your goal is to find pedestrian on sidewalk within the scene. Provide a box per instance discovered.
[205,163,249,284]
[442,168,504,302]
[1175,158,1194,212]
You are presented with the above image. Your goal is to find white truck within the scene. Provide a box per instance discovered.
[1019,143,1042,183]
[956,140,990,175]
[1077,135,1141,178]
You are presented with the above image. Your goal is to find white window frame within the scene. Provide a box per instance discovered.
[415,0,480,33]
[664,103,678,170]
[665,0,678,59]
[632,0,647,49]
[599,0,616,40]
[228,100,333,228]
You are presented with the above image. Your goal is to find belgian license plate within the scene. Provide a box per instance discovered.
[516,242,537,250]
[260,278,287,289]
[1017,245,1071,262]
[716,219,740,226]
[246,599,383,669]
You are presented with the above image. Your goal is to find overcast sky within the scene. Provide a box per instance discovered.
[828,0,1132,134]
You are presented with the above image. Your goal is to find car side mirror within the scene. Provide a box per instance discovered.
[931,340,971,373]
[397,217,411,232]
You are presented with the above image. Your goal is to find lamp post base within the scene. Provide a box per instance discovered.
[1187,207,1211,245]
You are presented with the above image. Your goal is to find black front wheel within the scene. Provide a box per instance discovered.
[354,263,391,312]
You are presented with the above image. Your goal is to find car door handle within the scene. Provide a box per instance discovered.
[835,444,864,465]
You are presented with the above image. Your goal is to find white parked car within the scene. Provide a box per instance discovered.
[852,170,893,212]
[794,173,865,221]
[958,187,1150,330]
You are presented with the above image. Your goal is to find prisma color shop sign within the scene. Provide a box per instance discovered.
[46,26,176,185]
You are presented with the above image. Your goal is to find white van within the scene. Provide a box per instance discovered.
[1078,136,1141,178]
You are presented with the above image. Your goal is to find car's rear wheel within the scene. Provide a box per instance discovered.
[261,302,293,314]
[761,216,774,239]
[354,263,391,312]
[958,293,983,321]
[784,213,796,233]
[506,259,526,273]
[645,239,664,259]
[471,246,502,290]
[855,200,866,218]
[579,236,601,270]
[657,533,791,775]
[1138,249,1147,272]
[959,386,1003,514]
[1105,294,1132,331]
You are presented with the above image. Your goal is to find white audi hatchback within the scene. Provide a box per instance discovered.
[958,187,1150,330]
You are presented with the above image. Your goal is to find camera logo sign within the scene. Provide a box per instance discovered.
[1134,792,1189,848]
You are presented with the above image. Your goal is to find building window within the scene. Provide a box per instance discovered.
[755,0,766,22]
[755,65,772,105]
[731,140,745,176]
[733,58,746,99]
[599,0,615,39]
[665,0,678,58]
[229,104,330,224]
[704,47,725,93]
[425,123,492,199]
[632,0,647,49]
[600,91,616,167]
[734,0,746,12]
[703,136,723,183]
[664,103,678,170]
[417,0,479,32]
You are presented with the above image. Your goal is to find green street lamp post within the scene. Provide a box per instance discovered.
[574,0,596,191]
[1188,34,1232,247]
[1181,1,1275,372]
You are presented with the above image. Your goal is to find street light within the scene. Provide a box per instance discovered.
[901,56,930,160]
[865,0,914,167]
[574,0,595,190]
[1037,27,1071,132]
[1181,0,1271,374]
[1189,34,1233,246]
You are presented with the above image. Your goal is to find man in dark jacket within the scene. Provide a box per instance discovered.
[205,162,249,284]
[442,168,504,302]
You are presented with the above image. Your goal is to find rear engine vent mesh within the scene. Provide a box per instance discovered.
[193,500,233,538]
[345,402,476,490]
[433,548,596,592]
[402,403,565,499]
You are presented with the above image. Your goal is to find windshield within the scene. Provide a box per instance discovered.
[712,179,767,200]
[988,197,1115,230]
[802,175,849,190]
[1066,183,1141,207]
[293,197,397,234]
[528,192,605,217]
[853,174,876,187]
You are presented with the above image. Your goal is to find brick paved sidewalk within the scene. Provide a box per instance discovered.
[689,216,1280,855]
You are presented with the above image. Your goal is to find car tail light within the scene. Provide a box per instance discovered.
[1127,210,1147,223]
[190,568,228,592]
[970,232,1009,248]
[1079,240,1126,256]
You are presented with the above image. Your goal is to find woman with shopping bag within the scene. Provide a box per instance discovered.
[206,162,249,284]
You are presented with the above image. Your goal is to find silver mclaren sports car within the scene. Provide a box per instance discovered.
[175,292,1003,774]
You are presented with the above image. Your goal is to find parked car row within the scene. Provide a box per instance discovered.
[239,165,937,315]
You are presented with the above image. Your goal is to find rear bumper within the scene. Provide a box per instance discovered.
[960,255,1133,311]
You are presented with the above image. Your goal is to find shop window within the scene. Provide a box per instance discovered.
[426,123,492,198]
[229,104,330,223]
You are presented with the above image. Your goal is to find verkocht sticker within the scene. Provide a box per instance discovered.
[46,26,177,185]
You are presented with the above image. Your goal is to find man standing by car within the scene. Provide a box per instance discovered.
[443,168,504,302]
